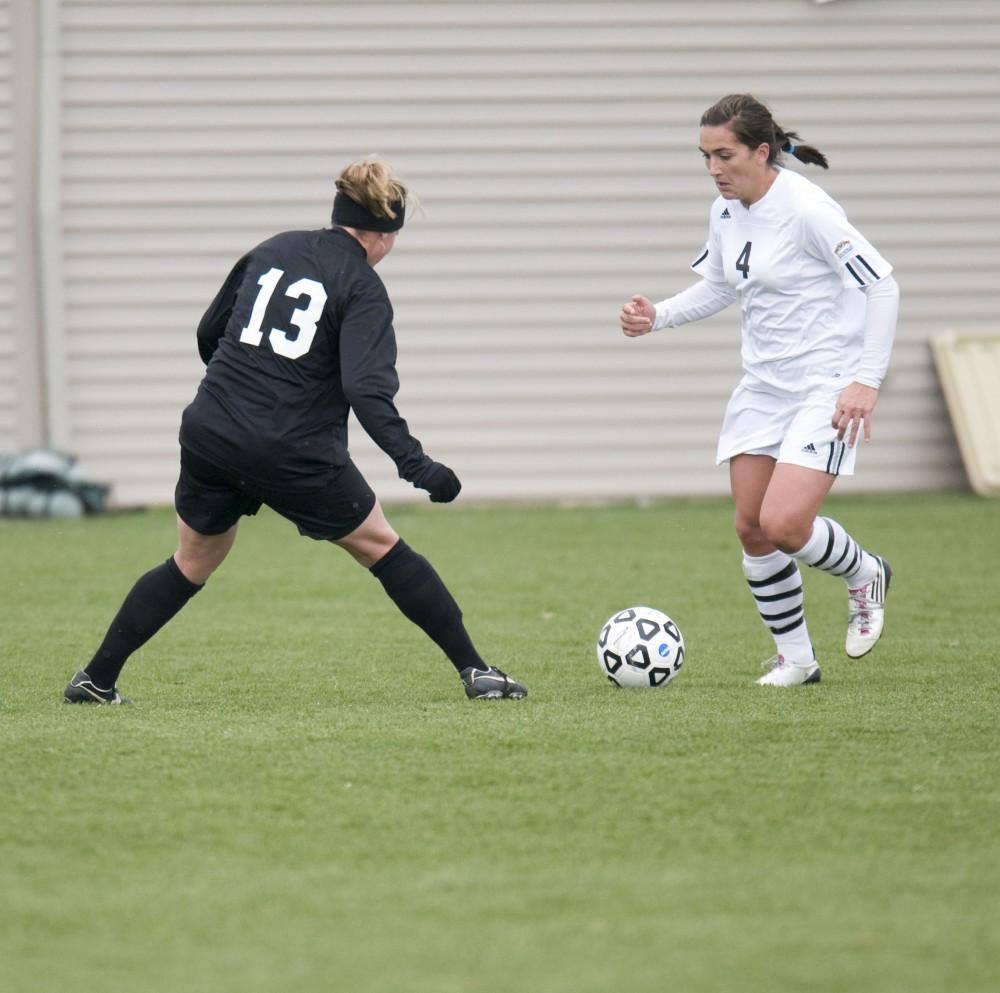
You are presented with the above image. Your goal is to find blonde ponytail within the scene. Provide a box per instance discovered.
[335,159,411,221]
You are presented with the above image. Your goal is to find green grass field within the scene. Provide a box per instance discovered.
[2,493,998,993]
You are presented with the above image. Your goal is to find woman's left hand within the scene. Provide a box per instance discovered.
[832,382,879,447]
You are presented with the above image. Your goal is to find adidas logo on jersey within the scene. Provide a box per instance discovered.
[720,207,731,219]
[802,443,818,454]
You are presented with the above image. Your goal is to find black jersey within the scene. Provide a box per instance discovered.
[179,227,432,489]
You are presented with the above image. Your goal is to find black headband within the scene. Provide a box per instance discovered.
[332,192,405,232]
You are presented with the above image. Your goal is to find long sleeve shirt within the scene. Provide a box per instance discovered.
[180,227,432,488]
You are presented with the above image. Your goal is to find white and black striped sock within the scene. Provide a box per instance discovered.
[791,517,878,588]
[742,550,813,662]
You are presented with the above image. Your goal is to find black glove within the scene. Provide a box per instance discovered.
[416,462,462,503]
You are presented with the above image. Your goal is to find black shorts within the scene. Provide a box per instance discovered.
[175,448,376,541]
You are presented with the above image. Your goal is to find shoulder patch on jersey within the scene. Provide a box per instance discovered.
[720,207,731,219]
[834,239,854,260]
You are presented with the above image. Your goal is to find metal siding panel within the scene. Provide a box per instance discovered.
[0,0,14,454]
[56,1,998,506]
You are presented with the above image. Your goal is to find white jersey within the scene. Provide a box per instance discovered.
[690,168,892,394]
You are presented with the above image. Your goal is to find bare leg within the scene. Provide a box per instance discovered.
[730,453,778,554]
[731,455,819,676]
[758,463,837,553]
[761,466,889,659]
[175,515,239,583]
[332,502,399,567]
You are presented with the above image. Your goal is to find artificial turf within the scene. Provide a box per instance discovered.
[1,493,997,993]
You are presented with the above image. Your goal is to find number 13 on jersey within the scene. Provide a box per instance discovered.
[240,266,328,360]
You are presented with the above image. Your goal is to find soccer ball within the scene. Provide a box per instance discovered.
[596,607,685,688]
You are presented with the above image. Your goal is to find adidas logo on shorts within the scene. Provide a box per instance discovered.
[802,443,818,454]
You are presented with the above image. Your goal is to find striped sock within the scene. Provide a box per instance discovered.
[742,550,813,662]
[791,517,878,587]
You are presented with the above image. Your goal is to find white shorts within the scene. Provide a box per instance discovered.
[716,382,857,476]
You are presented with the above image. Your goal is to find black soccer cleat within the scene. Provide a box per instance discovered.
[64,670,133,705]
[460,666,528,700]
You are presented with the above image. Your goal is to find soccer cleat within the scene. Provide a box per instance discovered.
[755,654,821,687]
[846,556,892,659]
[460,666,528,700]
[63,670,133,705]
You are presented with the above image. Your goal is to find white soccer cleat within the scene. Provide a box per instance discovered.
[755,655,821,687]
[846,556,892,659]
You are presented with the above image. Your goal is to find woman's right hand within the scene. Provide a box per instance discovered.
[620,295,656,337]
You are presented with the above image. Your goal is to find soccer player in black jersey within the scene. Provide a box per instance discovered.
[64,159,527,704]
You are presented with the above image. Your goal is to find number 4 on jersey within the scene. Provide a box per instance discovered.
[736,241,752,280]
[239,266,328,360]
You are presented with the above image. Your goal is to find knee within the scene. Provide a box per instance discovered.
[175,519,235,584]
[734,508,765,550]
[759,508,810,553]
[365,531,402,567]
[337,522,400,569]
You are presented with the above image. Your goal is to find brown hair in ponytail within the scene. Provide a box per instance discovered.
[700,94,829,169]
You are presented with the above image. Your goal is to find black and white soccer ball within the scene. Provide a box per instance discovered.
[596,606,685,688]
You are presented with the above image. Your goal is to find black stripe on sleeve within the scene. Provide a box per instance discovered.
[691,248,709,268]
[855,254,880,280]
[844,261,866,286]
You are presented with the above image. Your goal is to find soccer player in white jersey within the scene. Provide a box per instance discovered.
[619,93,899,687]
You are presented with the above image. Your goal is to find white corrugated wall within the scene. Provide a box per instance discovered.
[0,0,14,452]
[30,1,1000,504]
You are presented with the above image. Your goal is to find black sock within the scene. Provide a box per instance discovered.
[84,556,203,688]
[369,539,486,674]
